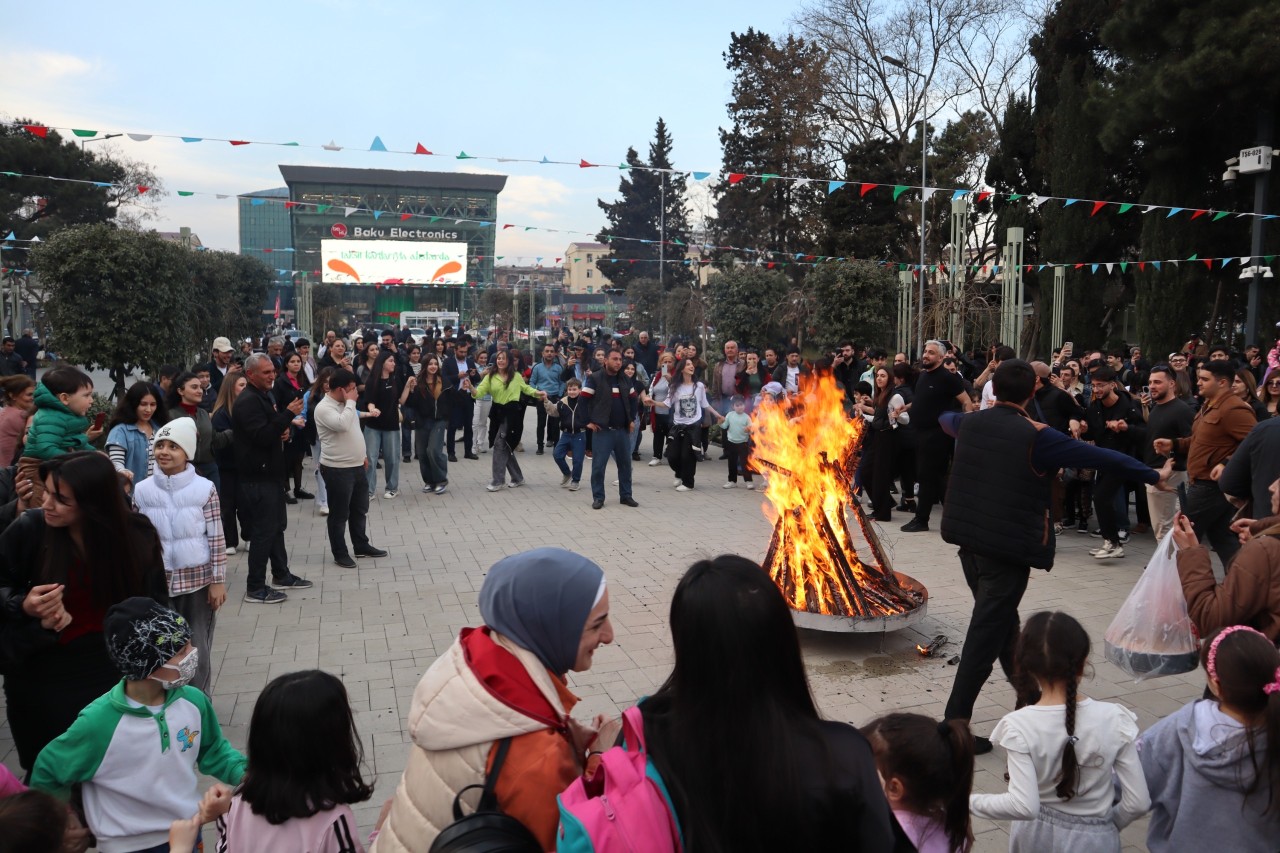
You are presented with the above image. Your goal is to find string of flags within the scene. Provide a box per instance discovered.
[10,121,1280,222]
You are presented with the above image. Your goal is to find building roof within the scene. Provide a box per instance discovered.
[243,187,290,198]
[278,165,507,193]
[567,241,609,250]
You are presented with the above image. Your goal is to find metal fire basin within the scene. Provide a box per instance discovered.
[789,572,929,634]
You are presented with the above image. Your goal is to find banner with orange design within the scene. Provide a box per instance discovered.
[320,239,467,284]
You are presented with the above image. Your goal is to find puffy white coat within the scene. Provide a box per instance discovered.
[131,464,213,572]
[371,631,568,853]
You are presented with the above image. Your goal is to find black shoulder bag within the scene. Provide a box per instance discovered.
[428,737,543,853]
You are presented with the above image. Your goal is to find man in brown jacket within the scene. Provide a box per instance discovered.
[1154,360,1255,568]
[1174,476,1280,643]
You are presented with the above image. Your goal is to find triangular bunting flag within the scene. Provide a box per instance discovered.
[400,212,412,221]
[975,191,992,203]
[761,173,780,183]
[323,141,342,151]
[1064,198,1080,207]
[369,136,388,152]
[728,173,746,185]
[1188,254,1199,260]
[457,151,475,159]
[429,216,441,223]
[860,183,878,197]
[579,159,599,168]
[177,191,194,197]
[1190,209,1208,220]
[1105,263,1114,274]
[127,133,151,141]
[372,211,383,220]
[250,198,265,206]
[502,224,514,229]
[1117,203,1134,214]
[1220,257,1232,268]
[1138,262,1145,272]
[284,201,300,209]
[692,171,711,181]
[1167,208,1184,218]
[1143,205,1158,213]
[1201,259,1212,269]
[1212,211,1230,221]
[1074,263,1085,270]
[344,207,357,216]
[893,185,909,200]
[415,143,432,155]
[71,129,97,138]
[1009,193,1024,202]
[953,189,971,201]
[1030,195,1049,209]
[316,204,332,213]
[1120,262,1128,273]
[1152,261,1162,270]
[922,188,938,201]
[1090,201,1107,216]
[137,185,150,194]
[828,181,847,193]
[21,125,48,138]
[1091,264,1099,273]
[229,140,249,146]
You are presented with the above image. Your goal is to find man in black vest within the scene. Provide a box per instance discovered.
[939,360,1173,752]
[581,349,643,510]
[442,338,481,462]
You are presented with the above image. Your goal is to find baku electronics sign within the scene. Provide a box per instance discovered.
[321,239,467,284]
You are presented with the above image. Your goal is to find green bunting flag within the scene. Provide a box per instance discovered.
[1117,203,1134,214]
[177,190,194,197]
[893,185,909,200]
[1212,211,1230,221]
[72,129,97,138]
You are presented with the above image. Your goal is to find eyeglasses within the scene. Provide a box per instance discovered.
[1268,379,1280,387]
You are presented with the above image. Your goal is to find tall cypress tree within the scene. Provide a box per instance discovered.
[596,118,693,291]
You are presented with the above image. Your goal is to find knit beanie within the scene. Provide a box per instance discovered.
[153,418,197,460]
[104,597,192,680]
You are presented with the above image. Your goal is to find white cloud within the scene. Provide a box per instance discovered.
[21,50,93,81]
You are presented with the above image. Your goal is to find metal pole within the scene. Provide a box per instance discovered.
[1005,228,1025,356]
[917,102,927,357]
[1052,266,1065,349]
[949,197,967,346]
[1245,110,1273,348]
[659,172,665,291]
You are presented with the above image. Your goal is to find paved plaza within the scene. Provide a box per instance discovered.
[0,413,1203,851]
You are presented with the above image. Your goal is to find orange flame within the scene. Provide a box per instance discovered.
[752,371,916,618]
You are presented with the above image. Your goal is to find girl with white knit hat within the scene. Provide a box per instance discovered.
[130,417,227,694]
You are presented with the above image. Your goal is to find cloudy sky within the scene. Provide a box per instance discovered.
[3,0,797,264]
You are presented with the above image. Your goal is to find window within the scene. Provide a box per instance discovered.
[586,270,593,278]
[587,253,593,262]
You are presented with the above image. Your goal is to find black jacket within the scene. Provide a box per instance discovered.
[441,355,480,403]
[231,383,296,481]
[405,377,455,422]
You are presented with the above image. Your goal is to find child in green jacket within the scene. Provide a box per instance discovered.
[25,366,100,459]
[30,597,245,853]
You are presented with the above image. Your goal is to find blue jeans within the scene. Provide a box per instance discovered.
[554,431,587,482]
[590,427,633,503]
[416,419,448,485]
[364,428,400,493]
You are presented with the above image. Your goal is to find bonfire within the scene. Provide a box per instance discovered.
[751,372,924,619]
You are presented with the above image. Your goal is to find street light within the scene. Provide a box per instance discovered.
[80,132,122,154]
[883,54,928,357]
[1225,110,1274,348]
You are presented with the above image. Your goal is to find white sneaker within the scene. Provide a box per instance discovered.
[568,481,581,491]
[723,481,736,489]
[676,484,693,492]
[384,490,397,499]
[561,474,572,487]
[318,506,329,515]
[648,458,661,467]
[673,478,682,488]
[612,479,619,486]
[1093,541,1125,559]
[508,480,524,489]
[486,483,503,492]
[226,546,236,556]
[746,483,756,490]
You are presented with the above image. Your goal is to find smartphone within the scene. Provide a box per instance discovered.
[1176,482,1189,514]
[93,412,107,429]
[1063,342,1073,352]
[1142,386,1150,396]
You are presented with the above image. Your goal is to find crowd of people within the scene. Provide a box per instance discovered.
[0,322,1278,851]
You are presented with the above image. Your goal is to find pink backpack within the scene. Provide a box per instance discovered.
[556,706,682,853]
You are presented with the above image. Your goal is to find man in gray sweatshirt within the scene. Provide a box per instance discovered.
[315,368,388,568]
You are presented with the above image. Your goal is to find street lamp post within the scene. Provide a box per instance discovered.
[80,133,122,154]
[883,55,928,357]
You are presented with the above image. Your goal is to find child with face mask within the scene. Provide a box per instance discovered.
[29,597,245,852]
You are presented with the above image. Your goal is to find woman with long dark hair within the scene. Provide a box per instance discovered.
[860,366,898,521]
[303,367,334,516]
[273,352,312,504]
[105,381,165,490]
[404,355,453,494]
[0,451,166,774]
[211,370,249,552]
[890,361,918,514]
[166,370,232,491]
[361,350,403,498]
[471,350,544,492]
[665,357,723,491]
[635,556,905,851]
[644,351,675,466]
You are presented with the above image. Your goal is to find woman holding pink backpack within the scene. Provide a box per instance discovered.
[560,555,909,852]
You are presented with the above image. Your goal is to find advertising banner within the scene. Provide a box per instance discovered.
[321,239,468,284]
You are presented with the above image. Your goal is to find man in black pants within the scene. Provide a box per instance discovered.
[901,340,973,532]
[939,360,1173,751]
[442,338,480,462]
[232,353,313,603]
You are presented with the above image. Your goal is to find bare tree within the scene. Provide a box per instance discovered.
[793,0,1033,167]
[103,154,166,230]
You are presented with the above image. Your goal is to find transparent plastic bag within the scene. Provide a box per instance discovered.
[1104,530,1200,680]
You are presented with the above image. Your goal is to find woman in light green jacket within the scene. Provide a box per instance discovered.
[473,350,545,491]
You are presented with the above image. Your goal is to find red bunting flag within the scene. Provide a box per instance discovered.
[555,257,562,263]
[579,159,599,168]
[728,173,746,184]
[400,212,412,221]
[767,262,776,269]
[1190,209,1208,220]
[860,183,878,197]
[137,186,150,194]
[284,201,300,209]
[263,248,273,253]
[1073,263,1084,270]
[229,140,250,146]
[502,224,514,229]
[976,191,992,203]
[1201,258,1212,269]
[415,143,432,155]
[21,125,48,138]
[1090,201,1107,216]
[1138,262,1146,271]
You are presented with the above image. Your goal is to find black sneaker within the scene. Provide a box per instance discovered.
[900,519,929,533]
[536,446,545,455]
[464,452,480,460]
[973,735,993,755]
[592,500,604,510]
[631,452,642,461]
[334,555,357,569]
[448,453,458,463]
[1076,521,1090,534]
[272,574,313,589]
[355,547,389,558]
[284,493,299,505]
[294,489,315,500]
[244,587,287,604]
[620,497,639,507]
[1089,528,1104,538]
[1117,529,1131,544]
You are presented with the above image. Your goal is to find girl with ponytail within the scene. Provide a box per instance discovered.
[862,713,974,852]
[1138,625,1280,851]
[970,611,1150,851]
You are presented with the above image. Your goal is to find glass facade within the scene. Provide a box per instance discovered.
[238,187,295,322]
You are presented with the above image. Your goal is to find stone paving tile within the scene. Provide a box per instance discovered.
[0,418,1202,851]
